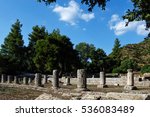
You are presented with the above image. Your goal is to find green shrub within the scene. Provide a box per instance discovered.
[141,65,150,73]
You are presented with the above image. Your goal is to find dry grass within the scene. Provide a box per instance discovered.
[0,85,43,100]
[0,81,150,100]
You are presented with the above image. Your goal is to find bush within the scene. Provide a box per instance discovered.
[141,65,150,73]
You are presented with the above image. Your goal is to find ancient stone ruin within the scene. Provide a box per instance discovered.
[124,69,137,90]
[0,69,150,100]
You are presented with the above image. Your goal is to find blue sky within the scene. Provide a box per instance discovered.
[0,0,149,54]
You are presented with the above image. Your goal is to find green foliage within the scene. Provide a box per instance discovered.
[75,42,107,73]
[75,42,95,66]
[110,38,121,59]
[123,0,150,29]
[81,0,108,11]
[37,0,56,5]
[27,25,49,72]
[108,38,121,72]
[0,19,25,74]
[120,37,150,68]
[141,65,150,73]
[37,0,108,11]
[112,59,139,73]
[38,0,150,29]
[33,29,80,74]
[90,48,107,72]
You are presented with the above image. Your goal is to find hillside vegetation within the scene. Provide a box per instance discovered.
[120,38,150,67]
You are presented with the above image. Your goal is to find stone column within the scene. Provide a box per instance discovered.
[23,77,28,85]
[1,74,6,83]
[63,77,71,86]
[52,70,59,89]
[35,73,42,87]
[124,69,137,90]
[14,76,19,84]
[7,75,12,84]
[76,69,87,91]
[28,77,32,84]
[97,71,107,88]
[42,75,47,84]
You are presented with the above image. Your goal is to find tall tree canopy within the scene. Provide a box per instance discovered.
[27,25,49,72]
[37,0,150,29]
[75,42,95,67]
[75,42,107,73]
[33,29,80,74]
[110,38,121,59]
[0,19,25,74]
[108,38,122,72]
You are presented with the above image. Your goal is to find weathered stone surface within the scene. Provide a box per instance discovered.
[35,73,42,87]
[81,94,101,100]
[35,93,61,100]
[7,75,12,84]
[124,85,137,90]
[14,76,19,84]
[143,73,150,77]
[63,77,71,86]
[106,92,150,100]
[114,83,119,86]
[97,71,108,88]
[28,77,32,84]
[76,69,88,91]
[143,73,150,80]
[42,75,47,84]
[127,69,134,86]
[124,69,137,90]
[1,74,6,83]
[52,70,59,89]
[23,77,28,85]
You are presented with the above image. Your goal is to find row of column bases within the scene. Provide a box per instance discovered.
[0,73,47,87]
[77,69,137,91]
[0,69,137,91]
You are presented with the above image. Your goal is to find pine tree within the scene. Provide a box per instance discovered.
[0,19,24,74]
[27,25,48,72]
[109,38,122,73]
[110,38,121,59]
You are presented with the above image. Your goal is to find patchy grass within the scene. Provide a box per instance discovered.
[0,86,43,100]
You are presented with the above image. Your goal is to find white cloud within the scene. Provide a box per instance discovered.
[136,24,149,36]
[53,0,95,25]
[109,14,150,36]
[110,14,120,23]
[80,13,95,22]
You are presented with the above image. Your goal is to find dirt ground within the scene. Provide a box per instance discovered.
[0,82,150,100]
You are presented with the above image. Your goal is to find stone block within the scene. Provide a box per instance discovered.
[106,92,150,100]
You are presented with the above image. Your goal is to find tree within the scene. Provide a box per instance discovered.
[90,48,107,72]
[0,19,25,74]
[75,42,107,73]
[109,38,122,72]
[37,0,107,11]
[109,38,121,60]
[33,29,80,74]
[37,0,150,29]
[123,0,150,29]
[28,25,48,72]
[112,59,139,73]
[75,42,95,68]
